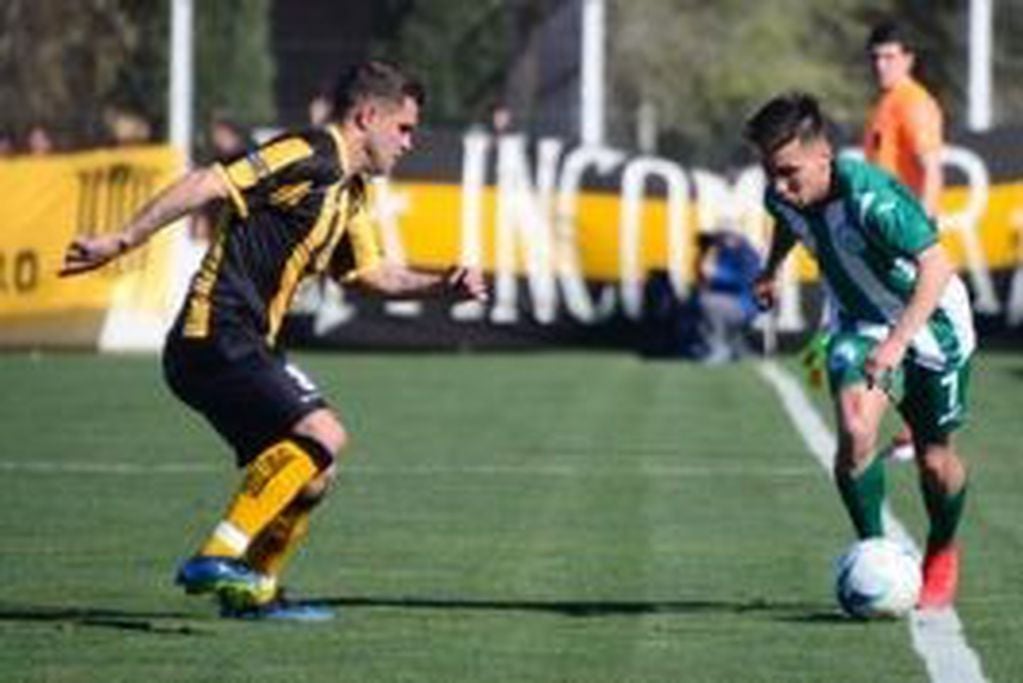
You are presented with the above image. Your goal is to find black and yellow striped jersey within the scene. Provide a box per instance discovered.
[176,125,382,353]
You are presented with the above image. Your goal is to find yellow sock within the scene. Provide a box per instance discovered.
[245,503,312,580]
[199,439,319,558]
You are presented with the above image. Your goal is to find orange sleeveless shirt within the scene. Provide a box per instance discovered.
[863,78,943,196]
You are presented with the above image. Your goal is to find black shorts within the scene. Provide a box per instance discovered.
[163,336,328,467]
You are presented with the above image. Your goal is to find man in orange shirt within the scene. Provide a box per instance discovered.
[864,20,944,218]
[863,20,945,462]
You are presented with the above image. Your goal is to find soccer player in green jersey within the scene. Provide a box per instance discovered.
[746,93,974,609]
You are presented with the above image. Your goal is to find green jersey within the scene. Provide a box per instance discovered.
[765,157,975,370]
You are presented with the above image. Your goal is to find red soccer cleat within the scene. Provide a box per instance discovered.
[917,541,960,609]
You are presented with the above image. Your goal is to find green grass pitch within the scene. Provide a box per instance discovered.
[1,350,1021,682]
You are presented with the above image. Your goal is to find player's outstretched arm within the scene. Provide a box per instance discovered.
[353,263,488,302]
[59,166,229,277]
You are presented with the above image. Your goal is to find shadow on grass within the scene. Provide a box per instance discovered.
[312,594,846,623]
[0,597,853,628]
[0,603,209,635]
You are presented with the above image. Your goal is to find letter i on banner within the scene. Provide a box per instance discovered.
[490,135,561,325]
[452,130,491,322]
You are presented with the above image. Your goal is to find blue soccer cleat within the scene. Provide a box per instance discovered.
[175,556,260,596]
[219,594,335,622]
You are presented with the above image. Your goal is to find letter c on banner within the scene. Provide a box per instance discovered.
[556,145,624,322]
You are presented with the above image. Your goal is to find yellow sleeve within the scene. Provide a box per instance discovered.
[337,203,384,283]
[213,163,249,217]
[215,135,316,217]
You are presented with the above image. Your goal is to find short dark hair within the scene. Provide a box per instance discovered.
[743,92,828,155]
[867,20,914,52]
[331,60,425,122]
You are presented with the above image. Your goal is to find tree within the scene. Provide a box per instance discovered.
[373,0,515,127]
[0,0,275,151]
[0,0,142,146]
[609,0,1023,163]
[194,0,275,142]
[608,0,880,164]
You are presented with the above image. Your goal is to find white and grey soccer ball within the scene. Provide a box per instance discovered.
[834,538,922,619]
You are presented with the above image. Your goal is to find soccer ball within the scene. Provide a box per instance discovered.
[834,538,922,619]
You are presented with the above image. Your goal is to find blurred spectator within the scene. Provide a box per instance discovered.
[207,114,251,162]
[0,128,14,157]
[467,98,517,138]
[490,100,513,134]
[26,124,55,155]
[104,107,152,146]
[308,92,332,126]
[690,229,762,363]
[191,113,254,240]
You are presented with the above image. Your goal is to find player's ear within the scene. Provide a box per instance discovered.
[353,102,377,131]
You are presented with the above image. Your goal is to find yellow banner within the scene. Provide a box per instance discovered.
[3,141,1019,347]
[0,146,182,345]
[390,180,1023,280]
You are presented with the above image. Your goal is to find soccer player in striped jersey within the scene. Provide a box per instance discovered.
[60,61,487,620]
[746,93,974,609]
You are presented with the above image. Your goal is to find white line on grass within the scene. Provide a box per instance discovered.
[0,460,219,474]
[353,463,819,478]
[0,459,818,479]
[757,361,989,683]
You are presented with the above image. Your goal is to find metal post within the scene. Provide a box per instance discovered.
[968,0,993,131]
[637,100,657,154]
[580,0,606,146]
[169,0,194,164]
